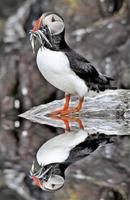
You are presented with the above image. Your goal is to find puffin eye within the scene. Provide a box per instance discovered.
[51,184,55,188]
[43,14,64,35]
[43,176,48,182]
[51,17,56,22]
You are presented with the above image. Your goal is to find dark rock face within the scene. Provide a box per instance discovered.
[0,0,25,18]
[0,187,26,200]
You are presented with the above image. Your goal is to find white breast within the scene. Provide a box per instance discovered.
[36,47,88,97]
[36,130,88,166]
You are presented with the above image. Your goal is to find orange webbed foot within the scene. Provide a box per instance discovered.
[60,108,79,116]
[60,97,84,116]
[49,115,70,131]
[49,95,70,116]
[49,115,84,130]
[49,108,65,116]
[49,96,84,116]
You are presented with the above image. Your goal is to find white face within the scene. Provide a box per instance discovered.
[30,13,64,53]
[41,175,65,191]
[43,14,65,35]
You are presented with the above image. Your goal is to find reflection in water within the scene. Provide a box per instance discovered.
[30,119,125,192]
[50,115,84,130]
[1,115,130,199]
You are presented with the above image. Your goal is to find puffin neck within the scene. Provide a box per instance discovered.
[51,163,67,179]
[45,31,67,51]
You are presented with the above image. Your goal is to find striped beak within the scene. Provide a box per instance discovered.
[29,30,52,53]
[29,15,52,53]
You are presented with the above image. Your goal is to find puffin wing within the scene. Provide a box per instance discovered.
[65,50,98,80]
[65,49,113,91]
[36,130,88,166]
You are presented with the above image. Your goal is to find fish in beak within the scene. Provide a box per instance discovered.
[30,162,64,191]
[30,161,53,189]
[30,161,53,178]
[29,16,52,53]
[30,33,36,53]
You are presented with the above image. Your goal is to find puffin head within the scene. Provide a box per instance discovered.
[29,12,65,52]
[30,161,65,191]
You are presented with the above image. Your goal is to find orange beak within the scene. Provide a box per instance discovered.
[32,175,42,188]
[30,15,52,53]
[32,15,43,33]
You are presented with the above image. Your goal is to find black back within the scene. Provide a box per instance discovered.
[43,25,113,92]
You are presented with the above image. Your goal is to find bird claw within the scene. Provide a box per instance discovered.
[60,108,78,116]
[49,115,84,130]
[49,97,83,116]
[49,109,63,116]
[49,108,78,116]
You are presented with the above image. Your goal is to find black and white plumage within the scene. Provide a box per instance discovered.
[30,12,113,115]
[30,129,114,191]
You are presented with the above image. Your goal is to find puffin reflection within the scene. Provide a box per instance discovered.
[50,115,84,130]
[30,128,115,191]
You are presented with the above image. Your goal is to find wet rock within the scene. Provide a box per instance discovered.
[20,90,130,129]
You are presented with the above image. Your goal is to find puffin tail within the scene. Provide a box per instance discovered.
[98,73,114,84]
[95,73,115,91]
[88,73,115,92]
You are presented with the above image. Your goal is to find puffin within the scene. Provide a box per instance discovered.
[30,12,113,115]
[30,129,115,191]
